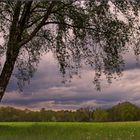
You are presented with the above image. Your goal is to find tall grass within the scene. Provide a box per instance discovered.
[0,122,140,140]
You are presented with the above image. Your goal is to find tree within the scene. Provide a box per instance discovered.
[75,108,93,122]
[94,108,109,122]
[109,102,140,121]
[0,0,140,100]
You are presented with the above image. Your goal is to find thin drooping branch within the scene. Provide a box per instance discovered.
[44,21,95,31]
[25,15,44,29]
[19,1,57,47]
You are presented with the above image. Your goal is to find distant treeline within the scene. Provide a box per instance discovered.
[0,102,140,122]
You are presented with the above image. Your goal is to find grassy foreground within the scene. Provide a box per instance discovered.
[0,122,140,140]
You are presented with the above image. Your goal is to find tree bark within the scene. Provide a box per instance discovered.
[0,1,22,101]
[0,42,20,101]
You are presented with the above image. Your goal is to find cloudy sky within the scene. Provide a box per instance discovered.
[1,48,140,110]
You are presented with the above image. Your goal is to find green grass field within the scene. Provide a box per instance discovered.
[0,122,140,140]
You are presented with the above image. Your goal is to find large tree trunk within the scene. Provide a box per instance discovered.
[0,1,22,101]
[0,43,20,101]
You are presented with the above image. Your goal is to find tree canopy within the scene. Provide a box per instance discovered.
[0,0,140,100]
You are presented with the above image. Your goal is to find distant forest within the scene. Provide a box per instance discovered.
[0,102,140,122]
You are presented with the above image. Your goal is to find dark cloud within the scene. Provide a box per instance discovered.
[1,52,140,110]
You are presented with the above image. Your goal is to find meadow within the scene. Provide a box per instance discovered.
[0,122,140,140]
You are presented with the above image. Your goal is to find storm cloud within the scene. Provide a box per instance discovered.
[1,51,140,110]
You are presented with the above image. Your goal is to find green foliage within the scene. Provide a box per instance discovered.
[108,102,140,121]
[0,102,140,122]
[94,108,109,122]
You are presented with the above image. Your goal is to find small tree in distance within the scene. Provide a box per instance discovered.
[0,0,140,100]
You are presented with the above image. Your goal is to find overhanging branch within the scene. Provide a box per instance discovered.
[19,1,57,47]
[44,21,96,31]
